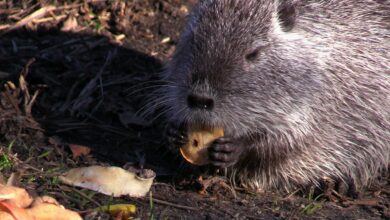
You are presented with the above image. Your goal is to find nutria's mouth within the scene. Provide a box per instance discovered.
[185,123,223,133]
[183,112,220,131]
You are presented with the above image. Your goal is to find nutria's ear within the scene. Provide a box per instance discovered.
[277,1,297,32]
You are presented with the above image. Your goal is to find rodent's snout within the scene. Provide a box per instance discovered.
[187,93,214,111]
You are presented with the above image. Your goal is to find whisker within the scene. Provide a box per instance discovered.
[125,84,179,97]
[123,79,176,92]
[148,107,174,123]
[165,106,187,124]
[137,97,176,118]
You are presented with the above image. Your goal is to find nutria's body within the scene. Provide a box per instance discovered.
[161,0,390,192]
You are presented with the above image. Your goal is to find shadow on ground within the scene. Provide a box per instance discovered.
[0,28,184,176]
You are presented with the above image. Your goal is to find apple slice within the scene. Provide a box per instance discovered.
[180,128,224,165]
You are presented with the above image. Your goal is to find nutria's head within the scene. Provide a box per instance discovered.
[162,0,325,137]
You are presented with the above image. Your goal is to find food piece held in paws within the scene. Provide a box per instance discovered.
[180,128,224,165]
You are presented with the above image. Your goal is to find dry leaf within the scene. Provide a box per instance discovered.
[0,202,30,220]
[5,81,15,90]
[0,184,33,208]
[0,196,82,220]
[0,185,82,220]
[27,196,82,220]
[1,6,56,35]
[61,15,79,32]
[32,196,59,206]
[59,166,155,197]
[0,210,14,220]
[69,144,91,158]
[95,204,137,219]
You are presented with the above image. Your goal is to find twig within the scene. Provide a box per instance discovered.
[0,24,11,31]
[0,9,20,15]
[21,57,36,78]
[6,172,21,186]
[1,6,56,36]
[25,89,40,116]
[48,191,84,207]
[21,163,44,172]
[32,14,67,24]
[23,123,45,132]
[7,3,40,21]
[246,215,267,220]
[55,3,83,11]
[54,126,87,133]
[147,197,198,211]
[0,2,82,31]
[342,198,381,207]
[4,85,21,115]
[153,182,178,192]
[71,188,101,207]
[20,58,36,108]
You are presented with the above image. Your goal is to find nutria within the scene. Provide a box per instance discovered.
[160,0,390,193]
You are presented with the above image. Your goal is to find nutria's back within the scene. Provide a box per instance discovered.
[161,0,390,192]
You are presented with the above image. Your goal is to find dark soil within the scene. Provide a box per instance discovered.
[0,1,389,219]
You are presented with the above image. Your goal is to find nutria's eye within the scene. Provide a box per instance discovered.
[245,49,260,62]
[245,44,269,62]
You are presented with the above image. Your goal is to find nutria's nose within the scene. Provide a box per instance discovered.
[187,93,214,111]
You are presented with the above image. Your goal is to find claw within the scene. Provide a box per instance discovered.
[208,137,245,168]
[165,123,188,151]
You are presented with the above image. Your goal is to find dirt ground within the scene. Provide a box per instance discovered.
[1,1,390,219]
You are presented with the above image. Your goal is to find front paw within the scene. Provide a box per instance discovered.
[208,137,245,168]
[165,123,188,151]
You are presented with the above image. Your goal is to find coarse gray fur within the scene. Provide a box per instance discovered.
[159,0,390,192]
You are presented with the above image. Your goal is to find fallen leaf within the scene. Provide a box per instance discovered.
[342,198,380,207]
[61,15,79,32]
[0,210,14,220]
[27,196,82,220]
[32,196,60,206]
[95,204,137,219]
[1,6,56,35]
[69,144,91,158]
[0,186,82,220]
[5,81,15,90]
[0,184,33,208]
[59,166,155,197]
[196,176,237,198]
[0,201,30,220]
